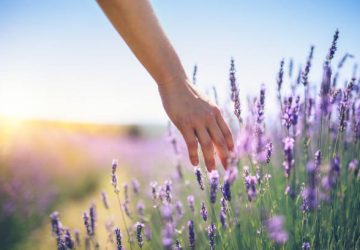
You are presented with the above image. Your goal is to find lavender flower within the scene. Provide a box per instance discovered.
[283,137,295,177]
[64,229,74,249]
[50,211,62,238]
[161,203,173,222]
[83,212,92,237]
[209,170,220,204]
[123,183,129,203]
[188,220,195,249]
[114,227,123,250]
[101,191,109,209]
[315,150,322,167]
[277,59,285,92]
[89,203,96,236]
[339,80,354,132]
[302,46,315,86]
[348,159,359,176]
[219,210,227,229]
[222,175,231,201]
[244,175,257,201]
[266,142,273,164]
[137,201,145,217]
[200,202,208,221]
[208,223,216,250]
[302,242,311,250]
[220,197,227,214]
[122,201,132,219]
[132,178,140,194]
[175,200,184,219]
[112,173,119,194]
[326,29,339,62]
[265,215,288,244]
[187,195,195,213]
[145,226,152,241]
[164,180,172,203]
[150,181,158,202]
[301,186,317,212]
[194,167,204,190]
[229,58,242,122]
[162,223,174,249]
[136,222,144,248]
[322,155,341,191]
[112,159,118,174]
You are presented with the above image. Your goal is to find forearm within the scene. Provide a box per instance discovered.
[97,0,187,86]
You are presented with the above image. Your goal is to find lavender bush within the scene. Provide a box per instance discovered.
[50,31,360,249]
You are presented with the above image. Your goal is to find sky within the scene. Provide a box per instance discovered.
[0,0,359,125]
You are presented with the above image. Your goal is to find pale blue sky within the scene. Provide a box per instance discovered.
[0,0,359,124]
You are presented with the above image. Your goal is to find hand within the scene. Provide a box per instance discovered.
[158,78,234,171]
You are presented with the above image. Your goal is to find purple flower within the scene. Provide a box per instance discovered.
[74,230,80,247]
[161,203,173,222]
[187,195,195,213]
[123,183,129,203]
[114,227,123,250]
[150,181,158,202]
[122,201,132,219]
[302,242,311,250]
[222,177,231,201]
[194,167,204,190]
[101,191,109,209]
[301,186,317,212]
[326,29,339,62]
[229,58,242,122]
[302,46,315,86]
[320,63,332,115]
[111,173,119,194]
[175,239,183,250]
[175,200,184,219]
[266,142,273,164]
[315,150,322,167]
[209,170,220,204]
[265,215,288,245]
[89,203,96,236]
[50,211,62,238]
[244,175,257,201]
[135,222,144,248]
[208,223,216,250]
[348,159,359,175]
[112,159,118,175]
[164,180,172,203]
[256,84,266,124]
[200,202,208,221]
[162,223,174,249]
[188,220,195,249]
[137,201,145,217]
[145,226,152,241]
[338,80,354,131]
[83,212,92,237]
[322,155,341,191]
[132,178,140,194]
[277,59,285,92]
[219,210,227,229]
[283,137,295,177]
[64,229,74,249]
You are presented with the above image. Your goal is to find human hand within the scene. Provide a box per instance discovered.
[158,78,234,171]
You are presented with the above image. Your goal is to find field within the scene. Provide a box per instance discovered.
[1,30,360,250]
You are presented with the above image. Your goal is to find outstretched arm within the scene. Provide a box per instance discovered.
[97,0,234,171]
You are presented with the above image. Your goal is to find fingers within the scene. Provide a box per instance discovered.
[215,109,234,151]
[181,126,199,166]
[195,127,215,171]
[207,121,230,169]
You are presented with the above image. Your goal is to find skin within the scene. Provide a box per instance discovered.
[97,0,234,171]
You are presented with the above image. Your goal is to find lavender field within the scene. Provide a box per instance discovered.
[39,31,360,250]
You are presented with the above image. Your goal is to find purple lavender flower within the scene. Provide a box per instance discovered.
[302,242,311,250]
[326,29,339,62]
[188,220,195,249]
[123,183,129,203]
[315,150,322,167]
[162,223,174,249]
[136,222,144,248]
[101,191,109,209]
[301,186,317,212]
[161,203,173,222]
[265,215,288,244]
[256,84,266,124]
[266,142,273,164]
[320,62,332,115]
[322,155,341,191]
[222,175,231,201]
[83,212,92,237]
[145,226,152,241]
[194,167,204,190]
[150,181,158,202]
[348,159,359,176]
[112,159,118,175]
[209,170,220,204]
[200,202,208,221]
[137,201,145,217]
[122,201,132,219]
[289,58,294,78]
[50,211,62,238]
[244,175,257,201]
[132,178,140,194]
[208,223,216,250]
[187,195,195,213]
[302,46,315,86]
[219,210,227,229]
[229,58,242,122]
[89,203,96,236]
[114,227,123,250]
[277,59,285,92]
[175,200,184,219]
[64,229,74,249]
[112,173,119,194]
[283,137,295,177]
[164,180,172,203]
[220,197,227,214]
[339,80,354,131]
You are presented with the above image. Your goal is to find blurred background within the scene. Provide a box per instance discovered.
[1,0,359,249]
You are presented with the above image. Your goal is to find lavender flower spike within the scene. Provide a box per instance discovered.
[114,227,123,250]
[187,195,195,213]
[101,191,109,209]
[188,220,195,250]
[229,58,242,122]
[83,212,92,237]
[265,215,288,245]
[64,229,74,249]
[89,203,96,236]
[194,167,204,190]
[200,202,208,221]
[326,29,340,62]
[136,222,144,248]
[208,223,216,250]
[209,170,220,204]
[302,46,315,86]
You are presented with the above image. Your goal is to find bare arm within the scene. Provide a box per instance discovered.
[97,0,234,171]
